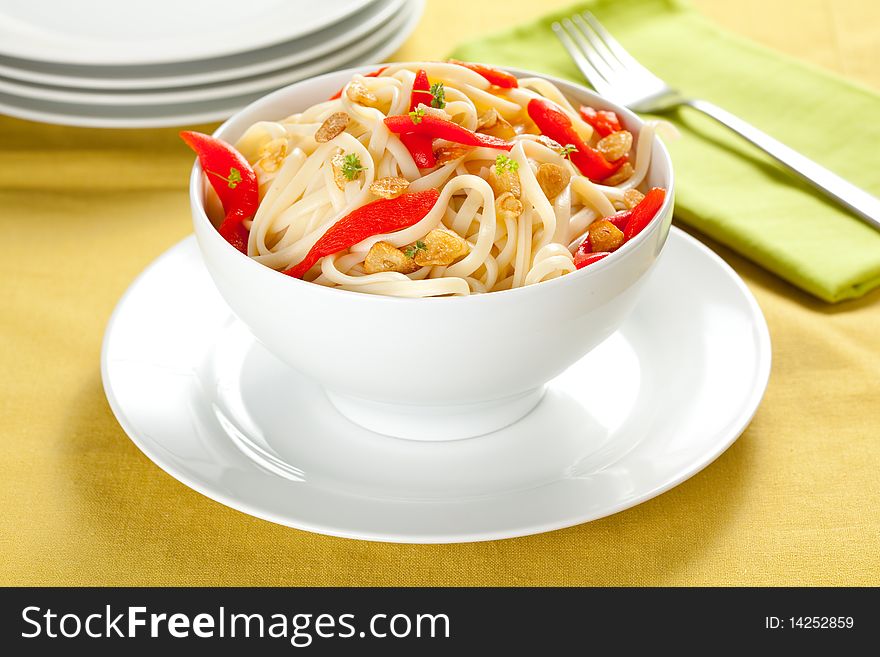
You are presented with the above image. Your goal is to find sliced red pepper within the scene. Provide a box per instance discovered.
[447,59,518,88]
[181,130,259,252]
[623,188,666,240]
[573,188,666,265]
[579,106,623,137]
[329,66,388,100]
[385,114,513,151]
[180,131,259,219]
[399,132,436,168]
[606,211,631,232]
[527,98,625,182]
[573,250,611,269]
[399,71,439,168]
[409,68,433,111]
[218,208,250,254]
[282,190,440,279]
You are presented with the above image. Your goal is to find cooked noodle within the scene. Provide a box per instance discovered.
[221,62,663,297]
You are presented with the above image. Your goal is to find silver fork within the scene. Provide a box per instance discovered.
[554,12,880,231]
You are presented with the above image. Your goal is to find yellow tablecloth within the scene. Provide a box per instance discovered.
[2,0,878,586]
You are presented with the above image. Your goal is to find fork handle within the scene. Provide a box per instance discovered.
[685,99,880,231]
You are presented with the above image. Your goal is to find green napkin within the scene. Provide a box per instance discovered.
[450,0,880,302]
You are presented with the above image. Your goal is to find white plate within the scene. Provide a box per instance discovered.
[0,0,405,90]
[0,3,411,106]
[102,229,771,543]
[0,0,373,66]
[0,0,423,128]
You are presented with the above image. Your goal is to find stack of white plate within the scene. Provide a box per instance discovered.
[0,0,423,128]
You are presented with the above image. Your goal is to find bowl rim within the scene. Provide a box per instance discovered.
[189,62,675,305]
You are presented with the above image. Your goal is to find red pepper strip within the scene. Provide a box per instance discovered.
[218,208,250,254]
[329,66,388,100]
[399,132,436,168]
[282,190,441,279]
[400,71,437,167]
[574,251,611,269]
[180,131,259,219]
[409,68,433,111]
[385,114,513,151]
[623,188,666,240]
[579,106,623,137]
[447,59,518,88]
[526,99,625,182]
[606,211,631,232]
[593,187,666,242]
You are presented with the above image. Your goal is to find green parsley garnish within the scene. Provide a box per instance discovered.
[408,107,426,124]
[341,153,367,180]
[494,154,519,173]
[404,240,427,259]
[429,82,446,109]
[208,166,242,189]
[560,144,578,160]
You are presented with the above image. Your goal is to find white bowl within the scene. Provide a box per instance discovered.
[189,64,675,441]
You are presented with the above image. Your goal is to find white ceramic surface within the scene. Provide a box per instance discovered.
[190,66,675,440]
[101,229,771,543]
[0,4,412,106]
[0,0,405,90]
[0,0,373,66]
[0,2,423,128]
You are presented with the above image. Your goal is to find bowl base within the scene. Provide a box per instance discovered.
[324,387,546,441]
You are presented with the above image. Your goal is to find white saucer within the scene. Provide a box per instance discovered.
[102,229,771,543]
[0,0,422,128]
[0,0,405,91]
[0,3,412,107]
[0,0,373,66]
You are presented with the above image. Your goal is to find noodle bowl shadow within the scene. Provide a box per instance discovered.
[189,64,674,441]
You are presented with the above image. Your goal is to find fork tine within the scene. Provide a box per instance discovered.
[580,11,657,80]
[558,19,616,91]
[551,21,611,94]
[570,14,625,75]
